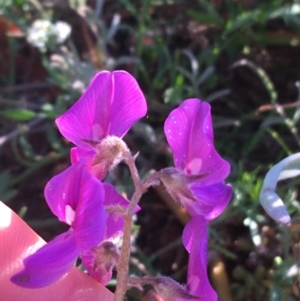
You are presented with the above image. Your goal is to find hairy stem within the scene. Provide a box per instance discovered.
[113,214,132,301]
[113,153,145,301]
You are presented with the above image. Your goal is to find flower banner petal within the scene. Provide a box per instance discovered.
[56,70,147,150]
[164,99,230,185]
[108,71,147,136]
[56,71,112,150]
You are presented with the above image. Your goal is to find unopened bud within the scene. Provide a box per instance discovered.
[128,276,199,301]
[153,276,199,301]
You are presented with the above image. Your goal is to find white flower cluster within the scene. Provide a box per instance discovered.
[27,20,71,51]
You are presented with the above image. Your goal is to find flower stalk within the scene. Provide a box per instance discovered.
[113,152,146,301]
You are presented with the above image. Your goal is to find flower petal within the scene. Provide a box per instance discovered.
[70,147,95,165]
[103,183,140,241]
[81,241,119,286]
[72,170,106,252]
[182,216,217,300]
[70,147,108,180]
[1,201,114,300]
[44,161,106,250]
[109,71,147,136]
[164,99,230,185]
[11,230,78,288]
[56,70,147,150]
[44,161,87,223]
[44,162,83,223]
[186,182,232,220]
[81,249,113,285]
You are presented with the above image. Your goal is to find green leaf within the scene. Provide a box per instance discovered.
[2,109,37,121]
[0,170,17,202]
[187,10,224,27]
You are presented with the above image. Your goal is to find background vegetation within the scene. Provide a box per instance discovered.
[1,0,300,300]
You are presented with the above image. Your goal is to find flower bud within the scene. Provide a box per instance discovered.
[128,276,200,301]
[81,241,119,285]
[152,276,199,301]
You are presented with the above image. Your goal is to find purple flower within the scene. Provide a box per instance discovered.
[149,99,228,300]
[11,161,106,288]
[56,70,147,179]
[11,162,137,288]
[81,183,140,285]
[162,98,232,220]
[182,215,217,300]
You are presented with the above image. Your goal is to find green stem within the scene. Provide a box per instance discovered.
[9,150,68,187]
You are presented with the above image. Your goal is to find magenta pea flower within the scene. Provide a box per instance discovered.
[162,98,232,220]
[11,161,106,288]
[56,70,147,180]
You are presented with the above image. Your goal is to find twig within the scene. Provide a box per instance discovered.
[0,117,45,147]
[0,82,54,93]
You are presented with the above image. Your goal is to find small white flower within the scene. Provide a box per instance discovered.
[27,19,71,51]
[54,21,72,43]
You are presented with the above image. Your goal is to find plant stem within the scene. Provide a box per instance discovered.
[113,153,145,301]
[113,214,132,301]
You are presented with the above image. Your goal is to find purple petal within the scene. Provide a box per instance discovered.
[103,183,140,240]
[81,249,112,285]
[185,182,232,220]
[44,161,106,250]
[109,71,147,136]
[182,216,218,300]
[11,230,78,288]
[70,148,107,180]
[72,170,106,252]
[70,147,94,165]
[56,70,147,150]
[44,162,85,223]
[164,99,230,185]
[70,147,80,164]
[44,161,90,224]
